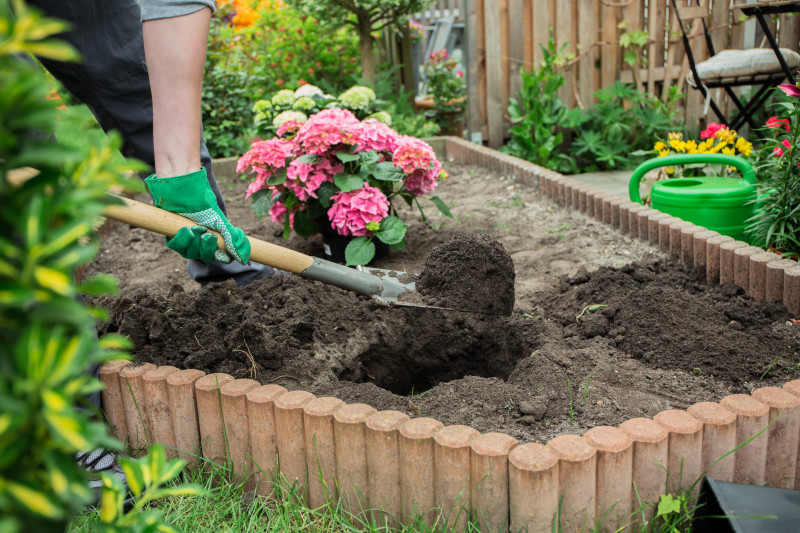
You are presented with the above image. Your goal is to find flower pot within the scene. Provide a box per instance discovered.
[315,220,390,265]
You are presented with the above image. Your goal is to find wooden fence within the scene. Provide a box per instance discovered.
[414,0,800,148]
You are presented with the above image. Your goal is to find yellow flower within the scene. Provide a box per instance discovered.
[735,136,753,157]
[716,127,737,144]
[685,140,698,153]
[669,139,685,152]
[709,141,726,153]
[665,167,675,175]
[722,146,735,156]
[654,141,666,151]
[658,149,670,157]
[668,132,683,141]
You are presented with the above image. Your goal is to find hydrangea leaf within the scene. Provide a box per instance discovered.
[345,237,375,266]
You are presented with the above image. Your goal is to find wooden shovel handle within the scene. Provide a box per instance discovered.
[103,195,314,274]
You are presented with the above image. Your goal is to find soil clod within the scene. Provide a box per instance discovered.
[417,233,515,315]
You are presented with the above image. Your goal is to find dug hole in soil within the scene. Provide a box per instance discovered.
[88,160,800,443]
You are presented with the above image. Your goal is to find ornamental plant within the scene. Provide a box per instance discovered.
[0,2,201,531]
[238,107,452,265]
[202,1,360,157]
[421,49,467,134]
[252,84,391,139]
[746,84,800,258]
[647,123,754,178]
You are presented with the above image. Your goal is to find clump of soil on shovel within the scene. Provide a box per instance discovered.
[417,233,515,315]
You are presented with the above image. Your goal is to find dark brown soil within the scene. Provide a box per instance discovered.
[88,160,800,443]
[417,233,515,315]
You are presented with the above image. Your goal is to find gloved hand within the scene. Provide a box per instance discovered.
[146,168,250,264]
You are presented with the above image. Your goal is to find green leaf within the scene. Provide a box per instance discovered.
[292,209,316,237]
[429,196,454,219]
[266,167,287,186]
[344,237,375,266]
[316,182,337,208]
[333,173,364,192]
[656,494,681,518]
[296,153,322,164]
[335,151,361,163]
[251,188,277,218]
[375,216,407,245]
[78,274,118,296]
[370,161,403,182]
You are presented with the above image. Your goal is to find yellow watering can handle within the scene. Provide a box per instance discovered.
[629,153,756,204]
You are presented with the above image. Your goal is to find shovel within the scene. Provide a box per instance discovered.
[103,195,425,308]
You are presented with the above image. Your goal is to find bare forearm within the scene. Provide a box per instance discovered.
[142,7,211,179]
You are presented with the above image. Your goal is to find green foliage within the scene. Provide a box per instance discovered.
[746,93,800,257]
[0,2,200,531]
[203,4,360,157]
[502,34,684,173]
[569,82,684,172]
[501,36,580,173]
[93,445,204,533]
[421,49,466,134]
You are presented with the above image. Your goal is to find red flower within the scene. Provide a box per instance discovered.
[774,138,792,156]
[275,79,284,86]
[307,67,314,75]
[766,116,791,132]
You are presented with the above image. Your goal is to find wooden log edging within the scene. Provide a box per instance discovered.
[99,138,800,532]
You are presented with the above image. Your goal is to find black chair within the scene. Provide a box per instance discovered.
[672,0,800,131]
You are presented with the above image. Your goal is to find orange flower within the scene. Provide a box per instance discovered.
[276,79,285,86]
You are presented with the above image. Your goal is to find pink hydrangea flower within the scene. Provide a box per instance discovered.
[392,136,442,196]
[700,123,726,140]
[277,119,304,137]
[294,108,360,155]
[286,157,343,201]
[327,184,389,237]
[269,199,288,225]
[353,119,400,154]
[238,138,295,198]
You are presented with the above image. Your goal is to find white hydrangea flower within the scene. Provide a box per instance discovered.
[365,110,392,125]
[294,84,323,99]
[292,96,317,111]
[252,99,272,113]
[271,89,295,107]
[272,110,308,127]
[338,85,376,110]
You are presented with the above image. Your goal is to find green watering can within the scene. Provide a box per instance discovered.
[629,153,757,242]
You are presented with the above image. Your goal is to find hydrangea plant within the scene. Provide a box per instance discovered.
[252,84,389,140]
[237,108,452,265]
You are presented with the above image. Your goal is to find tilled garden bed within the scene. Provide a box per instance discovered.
[88,138,800,531]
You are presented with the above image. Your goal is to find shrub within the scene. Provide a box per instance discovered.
[0,3,201,531]
[203,1,360,157]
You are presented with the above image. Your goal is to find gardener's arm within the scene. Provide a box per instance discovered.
[140,2,250,265]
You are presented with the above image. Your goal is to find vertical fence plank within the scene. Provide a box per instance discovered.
[508,0,525,104]
[484,0,504,147]
[600,0,620,88]
[500,0,510,130]
[532,0,552,66]
[555,1,573,105]
[466,0,482,138]
[578,0,597,108]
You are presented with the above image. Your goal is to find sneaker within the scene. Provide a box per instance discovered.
[77,448,135,509]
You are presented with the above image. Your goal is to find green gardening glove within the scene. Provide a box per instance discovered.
[146,168,250,264]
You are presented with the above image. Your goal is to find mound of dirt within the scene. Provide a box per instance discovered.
[417,233,515,315]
